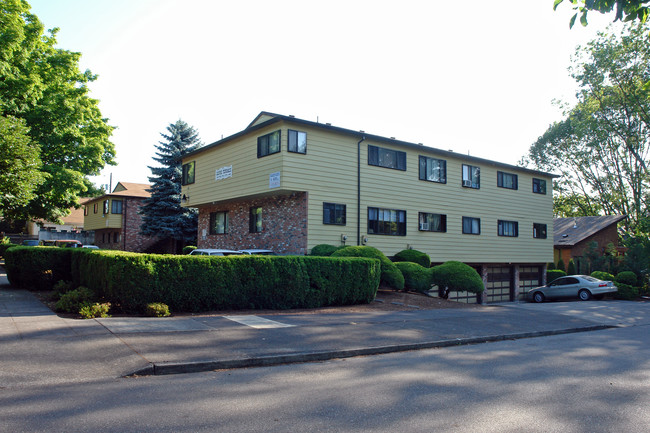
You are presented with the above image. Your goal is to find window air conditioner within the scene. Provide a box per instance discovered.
[462,180,472,187]
[419,223,430,231]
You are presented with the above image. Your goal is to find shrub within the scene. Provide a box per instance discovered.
[394,262,432,293]
[431,261,483,298]
[547,262,556,270]
[547,269,567,283]
[616,271,638,286]
[146,302,171,317]
[79,302,111,319]
[310,244,344,257]
[55,286,95,313]
[556,259,566,273]
[614,282,638,301]
[332,246,404,291]
[393,249,431,268]
[182,246,197,255]
[4,246,75,290]
[0,242,19,258]
[591,271,615,281]
[567,259,576,275]
[53,280,75,298]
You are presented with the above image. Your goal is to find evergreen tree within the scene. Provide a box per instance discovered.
[567,259,577,275]
[139,120,201,252]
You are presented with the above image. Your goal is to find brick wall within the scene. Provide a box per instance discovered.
[197,192,308,254]
[93,198,157,252]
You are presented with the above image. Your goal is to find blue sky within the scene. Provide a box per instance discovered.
[28,0,620,187]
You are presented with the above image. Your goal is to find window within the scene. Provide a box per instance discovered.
[257,130,281,158]
[368,207,406,236]
[288,130,307,154]
[209,211,228,234]
[93,203,98,214]
[368,145,406,171]
[462,164,480,189]
[498,220,519,237]
[113,232,120,243]
[84,206,88,216]
[533,223,547,239]
[182,161,195,185]
[533,178,547,194]
[103,199,109,215]
[418,212,447,232]
[249,207,262,233]
[111,200,123,214]
[102,233,105,243]
[462,217,481,235]
[497,171,518,190]
[323,202,346,225]
[419,156,446,183]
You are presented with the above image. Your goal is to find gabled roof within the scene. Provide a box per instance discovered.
[183,111,559,179]
[554,216,626,247]
[82,182,151,204]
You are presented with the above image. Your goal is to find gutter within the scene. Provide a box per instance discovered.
[357,135,365,246]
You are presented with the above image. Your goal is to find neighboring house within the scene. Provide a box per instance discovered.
[554,215,626,272]
[82,182,156,252]
[180,111,557,303]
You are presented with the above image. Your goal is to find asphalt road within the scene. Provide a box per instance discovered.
[3,302,649,433]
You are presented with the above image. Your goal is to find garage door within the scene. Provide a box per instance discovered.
[518,266,542,301]
[486,266,513,303]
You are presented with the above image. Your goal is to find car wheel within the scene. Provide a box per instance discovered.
[578,289,591,301]
[533,292,545,303]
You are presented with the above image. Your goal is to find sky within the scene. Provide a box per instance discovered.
[28,0,623,189]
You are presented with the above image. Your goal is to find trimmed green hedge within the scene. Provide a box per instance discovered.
[0,243,19,258]
[591,271,615,281]
[431,261,484,296]
[615,271,638,286]
[546,269,567,283]
[310,244,345,257]
[393,249,431,268]
[4,246,76,290]
[394,262,432,293]
[331,246,405,290]
[614,282,638,300]
[73,251,380,312]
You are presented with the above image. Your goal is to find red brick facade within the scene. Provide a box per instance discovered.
[197,192,308,254]
[93,198,157,252]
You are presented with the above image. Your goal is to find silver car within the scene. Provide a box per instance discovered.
[527,275,618,303]
[189,249,243,256]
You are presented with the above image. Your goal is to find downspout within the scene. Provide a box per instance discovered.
[123,199,127,251]
[357,135,366,246]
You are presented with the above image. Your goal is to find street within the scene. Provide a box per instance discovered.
[2,302,649,433]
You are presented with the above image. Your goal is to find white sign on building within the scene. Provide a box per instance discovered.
[269,171,281,188]
[215,165,232,181]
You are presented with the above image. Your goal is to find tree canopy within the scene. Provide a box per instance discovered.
[0,0,115,222]
[554,0,650,28]
[524,23,650,234]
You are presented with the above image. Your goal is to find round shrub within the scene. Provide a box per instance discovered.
[393,249,431,268]
[591,271,615,282]
[614,282,638,300]
[547,269,567,283]
[55,286,96,313]
[431,261,483,297]
[310,244,344,257]
[146,302,171,317]
[394,262,432,293]
[616,271,638,286]
[332,246,405,291]
[79,302,111,319]
[182,246,197,255]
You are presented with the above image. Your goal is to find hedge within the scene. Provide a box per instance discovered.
[546,269,566,283]
[394,262,432,293]
[0,243,19,258]
[331,246,405,290]
[4,246,76,290]
[431,261,484,295]
[614,282,638,300]
[73,251,381,312]
[615,271,638,286]
[310,244,345,257]
[591,271,615,282]
[393,249,431,268]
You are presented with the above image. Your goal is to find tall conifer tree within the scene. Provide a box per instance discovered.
[139,120,201,252]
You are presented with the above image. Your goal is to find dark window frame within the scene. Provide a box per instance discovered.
[102,199,109,215]
[462,216,481,235]
[288,129,307,154]
[497,171,518,190]
[497,219,519,237]
[182,161,195,185]
[418,212,447,232]
[209,211,229,235]
[93,203,98,214]
[462,164,480,189]
[368,145,406,171]
[323,202,347,225]
[367,207,407,236]
[533,178,547,194]
[257,130,281,158]
[418,156,447,184]
[533,223,547,239]
[111,200,123,214]
[249,207,263,233]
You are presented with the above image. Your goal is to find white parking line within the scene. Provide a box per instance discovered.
[223,315,294,329]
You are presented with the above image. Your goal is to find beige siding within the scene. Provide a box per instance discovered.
[83,198,123,230]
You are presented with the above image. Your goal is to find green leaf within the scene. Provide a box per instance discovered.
[580,10,589,26]
[553,0,564,11]
[569,13,578,28]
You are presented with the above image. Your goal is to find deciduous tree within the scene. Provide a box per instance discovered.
[554,0,650,28]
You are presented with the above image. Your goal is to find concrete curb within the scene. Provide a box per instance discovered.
[127,324,615,377]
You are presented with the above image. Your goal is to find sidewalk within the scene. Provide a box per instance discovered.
[0,265,613,386]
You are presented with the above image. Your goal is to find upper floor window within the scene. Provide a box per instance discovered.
[84,206,88,216]
[533,223,547,239]
[209,211,228,235]
[368,207,406,236]
[368,145,406,171]
[288,130,307,154]
[498,220,519,237]
[257,130,281,158]
[182,161,195,185]
[497,171,518,190]
[111,200,123,214]
[93,203,98,214]
[462,216,481,235]
[419,212,446,232]
[103,199,109,215]
[419,156,446,183]
[462,164,480,189]
[533,178,547,194]
[323,202,346,225]
[249,207,262,233]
